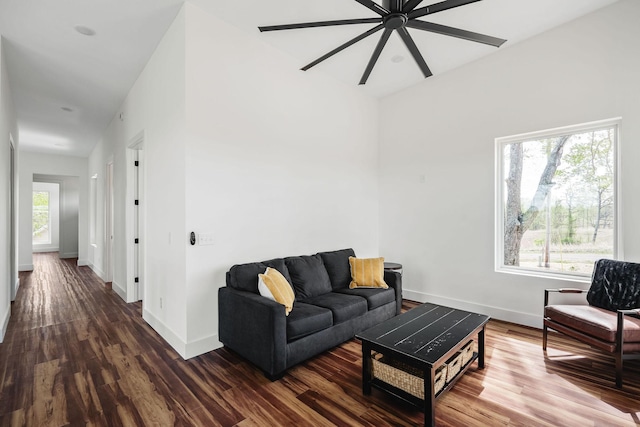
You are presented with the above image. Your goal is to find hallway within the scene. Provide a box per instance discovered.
[0,253,237,426]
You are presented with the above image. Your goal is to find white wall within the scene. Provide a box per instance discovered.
[87,2,380,358]
[88,6,188,352]
[0,37,19,341]
[87,133,108,280]
[32,181,60,253]
[182,3,380,355]
[378,0,640,327]
[18,152,87,270]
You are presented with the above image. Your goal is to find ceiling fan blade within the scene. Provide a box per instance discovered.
[408,0,481,19]
[407,20,506,47]
[301,24,384,71]
[396,27,432,78]
[402,0,425,12]
[353,0,390,16]
[259,18,381,32]
[359,28,393,85]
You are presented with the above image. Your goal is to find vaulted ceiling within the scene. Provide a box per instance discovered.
[0,0,619,157]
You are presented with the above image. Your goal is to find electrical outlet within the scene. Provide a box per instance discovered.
[160,297,163,309]
[199,232,214,245]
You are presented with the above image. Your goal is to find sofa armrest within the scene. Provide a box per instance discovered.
[384,270,403,315]
[544,288,587,307]
[218,287,287,378]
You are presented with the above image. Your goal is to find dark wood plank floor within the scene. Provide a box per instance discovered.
[1,253,640,426]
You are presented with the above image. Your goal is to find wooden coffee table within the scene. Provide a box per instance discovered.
[357,303,489,427]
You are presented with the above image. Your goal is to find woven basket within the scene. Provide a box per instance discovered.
[371,353,447,399]
[445,352,462,383]
[460,340,474,366]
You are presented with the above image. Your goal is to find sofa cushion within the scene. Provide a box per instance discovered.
[258,267,295,316]
[587,259,640,311]
[227,258,292,294]
[301,292,367,324]
[349,257,388,289]
[318,248,356,290]
[545,304,640,343]
[286,302,333,342]
[334,287,395,311]
[285,254,332,299]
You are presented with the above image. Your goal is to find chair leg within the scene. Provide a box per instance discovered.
[616,310,624,389]
[542,324,548,351]
[615,352,623,388]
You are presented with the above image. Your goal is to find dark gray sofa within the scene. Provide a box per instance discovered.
[218,248,402,380]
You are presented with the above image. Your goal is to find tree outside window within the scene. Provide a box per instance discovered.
[33,191,50,244]
[497,120,618,278]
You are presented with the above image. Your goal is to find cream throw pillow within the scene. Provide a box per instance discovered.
[258,267,295,315]
[349,257,388,289]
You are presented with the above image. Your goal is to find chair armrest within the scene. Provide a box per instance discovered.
[384,270,403,315]
[218,287,287,377]
[544,288,587,307]
[617,308,640,316]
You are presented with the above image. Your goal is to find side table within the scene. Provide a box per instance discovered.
[383,262,402,273]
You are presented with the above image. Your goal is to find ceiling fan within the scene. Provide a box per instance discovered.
[259,0,506,85]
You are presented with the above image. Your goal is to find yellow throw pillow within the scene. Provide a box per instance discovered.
[349,257,388,289]
[258,267,295,315]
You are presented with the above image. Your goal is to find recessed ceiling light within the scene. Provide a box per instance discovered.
[61,107,73,112]
[391,55,405,63]
[74,25,96,36]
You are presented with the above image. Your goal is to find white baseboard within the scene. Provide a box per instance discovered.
[141,309,221,359]
[87,262,105,280]
[112,281,127,302]
[0,305,10,343]
[185,333,222,359]
[77,259,90,267]
[60,252,79,259]
[403,289,542,329]
[143,308,187,359]
[12,278,20,301]
[33,247,60,253]
[19,264,33,272]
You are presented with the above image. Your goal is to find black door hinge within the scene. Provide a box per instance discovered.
[135,238,139,244]
[134,277,139,283]
[135,199,139,205]
[135,160,139,167]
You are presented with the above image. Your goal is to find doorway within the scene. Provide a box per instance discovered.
[32,174,80,259]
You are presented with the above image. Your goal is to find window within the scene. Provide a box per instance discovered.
[496,119,619,280]
[33,191,51,244]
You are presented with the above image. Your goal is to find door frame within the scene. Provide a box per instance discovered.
[9,134,17,300]
[105,159,114,283]
[126,131,145,304]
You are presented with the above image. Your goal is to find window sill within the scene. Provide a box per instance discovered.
[496,266,591,284]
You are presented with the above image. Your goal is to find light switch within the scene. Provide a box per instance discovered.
[199,232,214,245]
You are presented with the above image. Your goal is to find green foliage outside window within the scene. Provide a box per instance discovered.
[33,191,50,243]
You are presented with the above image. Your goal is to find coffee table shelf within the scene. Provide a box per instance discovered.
[370,351,478,403]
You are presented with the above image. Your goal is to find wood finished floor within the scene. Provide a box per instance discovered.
[1,253,640,426]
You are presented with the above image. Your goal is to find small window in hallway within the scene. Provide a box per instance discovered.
[33,190,50,244]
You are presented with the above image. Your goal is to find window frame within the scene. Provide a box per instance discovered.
[494,118,622,282]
